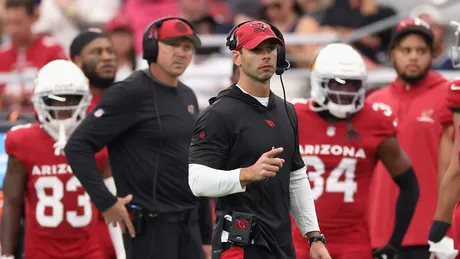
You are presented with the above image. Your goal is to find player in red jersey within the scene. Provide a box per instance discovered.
[0,60,111,259]
[292,43,419,259]
[428,21,460,259]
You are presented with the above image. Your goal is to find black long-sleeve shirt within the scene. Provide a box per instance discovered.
[65,70,201,214]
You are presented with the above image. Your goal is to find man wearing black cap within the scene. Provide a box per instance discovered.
[69,28,117,112]
[367,18,453,258]
[64,17,210,259]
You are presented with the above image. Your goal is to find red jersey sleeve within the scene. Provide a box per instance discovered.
[95,147,109,174]
[447,79,460,111]
[4,124,32,161]
[368,102,398,142]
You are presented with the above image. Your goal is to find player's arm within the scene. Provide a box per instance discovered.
[288,104,320,238]
[0,156,26,256]
[64,83,142,213]
[100,160,126,259]
[377,136,419,250]
[430,112,460,242]
[188,109,246,197]
[438,126,454,187]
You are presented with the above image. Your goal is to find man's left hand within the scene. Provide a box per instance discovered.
[310,242,332,259]
[373,245,398,259]
[202,244,211,259]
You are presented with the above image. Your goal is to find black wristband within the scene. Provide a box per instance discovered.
[429,220,451,243]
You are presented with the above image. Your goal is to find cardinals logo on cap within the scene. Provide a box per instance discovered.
[249,22,269,33]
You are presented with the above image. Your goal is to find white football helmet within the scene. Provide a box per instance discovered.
[451,21,460,68]
[32,59,90,155]
[310,43,367,118]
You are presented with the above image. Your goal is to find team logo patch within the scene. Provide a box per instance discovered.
[188,105,194,114]
[235,219,249,230]
[265,119,275,128]
[416,108,434,123]
[250,22,269,33]
[175,21,188,33]
[94,108,104,118]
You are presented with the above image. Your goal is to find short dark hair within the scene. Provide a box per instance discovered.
[5,0,38,16]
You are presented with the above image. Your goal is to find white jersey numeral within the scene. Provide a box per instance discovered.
[35,176,92,228]
[303,156,358,202]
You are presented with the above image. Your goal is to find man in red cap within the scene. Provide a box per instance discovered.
[64,17,209,259]
[367,18,453,258]
[188,20,331,259]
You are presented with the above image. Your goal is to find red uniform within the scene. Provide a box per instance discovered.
[0,35,67,108]
[445,78,460,253]
[292,99,397,259]
[87,92,102,113]
[367,71,452,248]
[5,123,107,259]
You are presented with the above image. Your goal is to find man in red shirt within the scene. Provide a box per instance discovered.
[367,18,453,258]
[0,0,67,112]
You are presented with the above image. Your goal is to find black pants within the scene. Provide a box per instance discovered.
[399,245,430,259]
[126,213,204,259]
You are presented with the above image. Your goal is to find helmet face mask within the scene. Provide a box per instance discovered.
[310,43,367,119]
[322,78,364,105]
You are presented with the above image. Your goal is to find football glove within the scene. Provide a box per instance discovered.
[373,245,398,259]
[428,236,458,259]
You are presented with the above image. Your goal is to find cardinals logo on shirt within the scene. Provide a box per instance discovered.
[416,108,435,123]
[188,105,194,114]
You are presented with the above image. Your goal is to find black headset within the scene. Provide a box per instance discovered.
[142,17,199,63]
[226,21,291,75]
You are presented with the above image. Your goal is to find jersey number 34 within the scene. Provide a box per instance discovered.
[35,176,92,228]
[303,156,358,202]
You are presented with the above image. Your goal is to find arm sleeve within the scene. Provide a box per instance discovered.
[65,84,143,212]
[289,103,305,171]
[198,197,213,245]
[188,164,245,197]
[290,166,320,236]
[389,167,420,248]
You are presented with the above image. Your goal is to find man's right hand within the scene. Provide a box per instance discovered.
[240,147,285,186]
[102,194,136,238]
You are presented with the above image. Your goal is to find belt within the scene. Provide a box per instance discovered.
[127,205,197,223]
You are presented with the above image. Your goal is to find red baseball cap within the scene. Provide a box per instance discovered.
[234,21,284,51]
[105,14,132,33]
[389,18,434,50]
[148,18,201,47]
